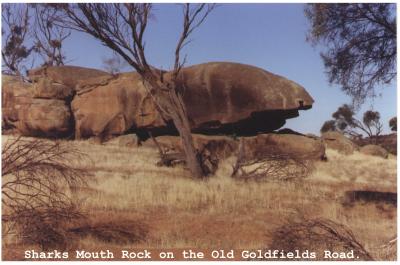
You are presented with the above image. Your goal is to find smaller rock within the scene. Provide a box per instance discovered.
[105,134,139,147]
[144,132,326,161]
[360,144,389,159]
[353,133,397,155]
[245,133,326,161]
[321,131,358,155]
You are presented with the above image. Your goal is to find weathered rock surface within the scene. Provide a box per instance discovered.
[2,75,72,137]
[12,98,72,137]
[2,75,32,128]
[360,144,389,158]
[32,78,73,99]
[3,66,110,137]
[321,131,358,155]
[28,65,109,88]
[73,62,314,138]
[144,133,326,161]
[72,72,165,139]
[75,74,116,95]
[244,133,326,161]
[175,62,314,135]
[105,133,140,147]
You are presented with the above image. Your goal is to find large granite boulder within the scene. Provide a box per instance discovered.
[2,75,72,137]
[144,133,326,161]
[360,144,389,158]
[72,62,314,138]
[174,62,314,135]
[321,131,358,155]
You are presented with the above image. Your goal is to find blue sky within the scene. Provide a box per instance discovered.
[32,3,399,135]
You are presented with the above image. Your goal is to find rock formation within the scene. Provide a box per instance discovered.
[2,75,71,137]
[72,62,314,139]
[360,144,389,158]
[2,66,109,137]
[28,65,110,88]
[321,131,358,155]
[3,62,315,140]
[174,62,314,135]
[143,133,326,161]
[353,133,397,155]
[71,72,164,139]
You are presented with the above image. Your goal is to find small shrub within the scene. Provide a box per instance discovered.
[268,218,374,261]
[2,136,89,250]
[231,140,312,181]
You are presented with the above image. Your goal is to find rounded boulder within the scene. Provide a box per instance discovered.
[321,131,358,155]
[360,144,389,159]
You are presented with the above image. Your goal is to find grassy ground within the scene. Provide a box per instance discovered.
[2,135,397,260]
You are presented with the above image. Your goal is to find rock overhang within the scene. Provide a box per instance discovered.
[3,62,315,138]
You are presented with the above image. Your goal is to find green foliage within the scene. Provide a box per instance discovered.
[305,3,396,105]
[389,117,397,132]
[320,120,336,133]
[363,111,381,130]
[321,104,383,139]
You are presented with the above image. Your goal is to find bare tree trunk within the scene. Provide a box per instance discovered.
[168,85,204,178]
[144,75,204,178]
[171,111,203,178]
[165,88,204,178]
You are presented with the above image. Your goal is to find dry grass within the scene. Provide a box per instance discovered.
[2,135,397,260]
[310,149,396,189]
